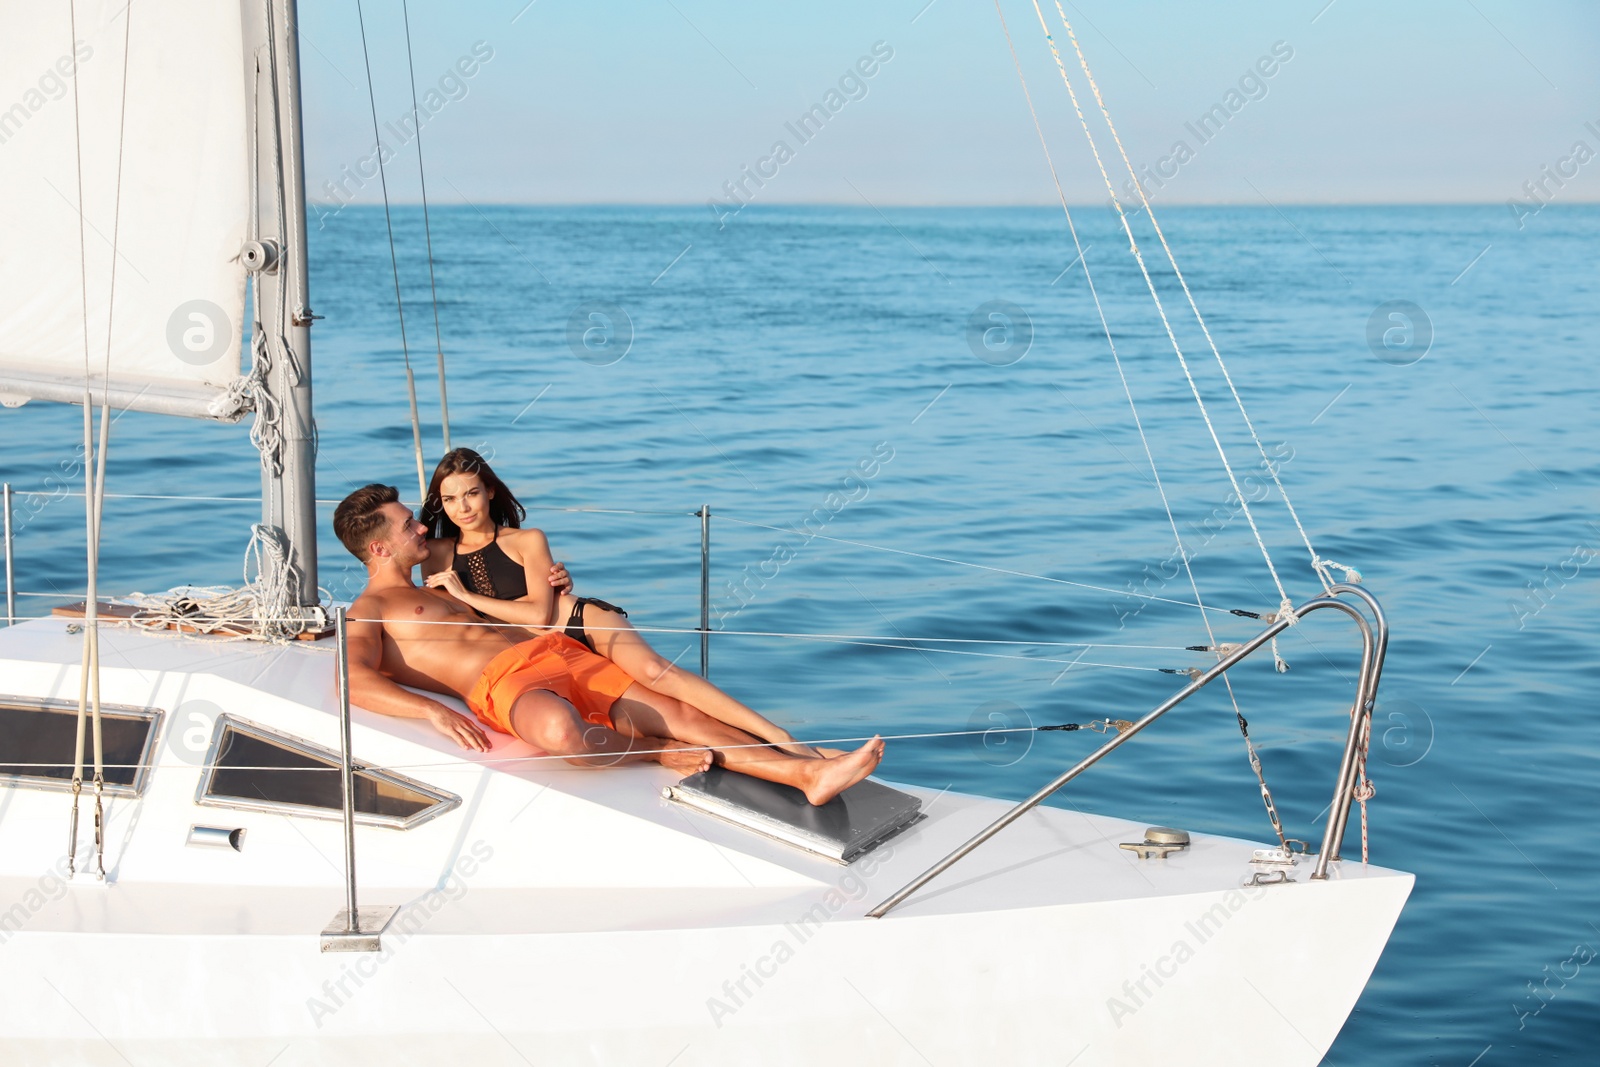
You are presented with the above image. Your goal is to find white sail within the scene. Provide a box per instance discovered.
[0,0,251,421]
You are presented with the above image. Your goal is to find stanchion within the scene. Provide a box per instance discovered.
[320,606,397,951]
[3,483,13,627]
[699,504,710,677]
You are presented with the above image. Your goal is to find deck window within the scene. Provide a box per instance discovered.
[0,697,161,797]
[196,715,457,829]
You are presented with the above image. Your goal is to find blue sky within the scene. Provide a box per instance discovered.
[297,0,1600,207]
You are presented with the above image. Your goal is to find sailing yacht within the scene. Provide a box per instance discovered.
[0,2,1409,1063]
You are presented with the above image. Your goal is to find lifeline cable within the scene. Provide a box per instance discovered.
[0,719,1143,775]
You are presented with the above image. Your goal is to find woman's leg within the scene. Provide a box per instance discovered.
[581,603,843,757]
[608,683,882,806]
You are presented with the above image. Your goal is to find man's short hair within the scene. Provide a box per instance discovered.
[333,484,401,561]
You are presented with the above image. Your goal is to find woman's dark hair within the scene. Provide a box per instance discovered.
[421,448,526,539]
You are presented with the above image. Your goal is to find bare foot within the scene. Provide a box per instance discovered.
[801,737,884,806]
[656,739,713,776]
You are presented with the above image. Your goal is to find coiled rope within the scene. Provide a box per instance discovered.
[119,527,328,642]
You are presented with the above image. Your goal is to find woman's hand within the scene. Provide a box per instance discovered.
[423,569,469,599]
[548,561,574,596]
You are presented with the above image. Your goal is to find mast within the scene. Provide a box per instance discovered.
[243,0,318,609]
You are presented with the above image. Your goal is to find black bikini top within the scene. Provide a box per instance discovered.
[450,528,528,599]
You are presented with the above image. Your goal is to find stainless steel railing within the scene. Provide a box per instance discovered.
[320,605,398,952]
[867,584,1388,918]
[3,483,13,627]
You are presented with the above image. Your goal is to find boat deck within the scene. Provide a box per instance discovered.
[0,616,1406,940]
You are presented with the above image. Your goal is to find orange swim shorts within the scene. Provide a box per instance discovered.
[466,633,637,737]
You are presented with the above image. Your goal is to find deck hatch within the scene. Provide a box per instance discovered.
[667,767,924,864]
[196,714,459,829]
[0,696,162,797]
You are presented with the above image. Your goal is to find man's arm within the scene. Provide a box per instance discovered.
[344,607,491,752]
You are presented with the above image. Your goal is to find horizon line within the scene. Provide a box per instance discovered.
[310,198,1600,209]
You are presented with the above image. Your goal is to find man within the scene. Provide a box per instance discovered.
[333,484,884,806]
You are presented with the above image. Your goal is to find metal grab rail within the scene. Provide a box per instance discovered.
[1319,584,1388,868]
[867,586,1387,919]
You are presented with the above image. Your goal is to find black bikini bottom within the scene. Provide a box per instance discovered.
[564,596,628,654]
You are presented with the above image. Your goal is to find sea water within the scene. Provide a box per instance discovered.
[2,204,1596,1061]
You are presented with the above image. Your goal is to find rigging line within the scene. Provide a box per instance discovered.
[65,0,93,841]
[326,613,1199,651]
[1025,0,1294,623]
[354,0,429,501]
[19,721,1138,774]
[991,0,1219,648]
[1050,5,1330,592]
[96,605,1189,670]
[27,603,1207,652]
[715,514,1237,615]
[995,1,1239,681]
[64,0,102,879]
[83,0,138,807]
[24,490,690,515]
[996,0,1246,767]
[1018,2,1291,849]
[398,0,451,451]
[786,635,1166,672]
[63,0,128,879]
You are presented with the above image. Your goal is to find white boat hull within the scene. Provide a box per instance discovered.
[1,871,1408,1066]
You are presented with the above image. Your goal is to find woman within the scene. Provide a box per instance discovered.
[419,448,830,758]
